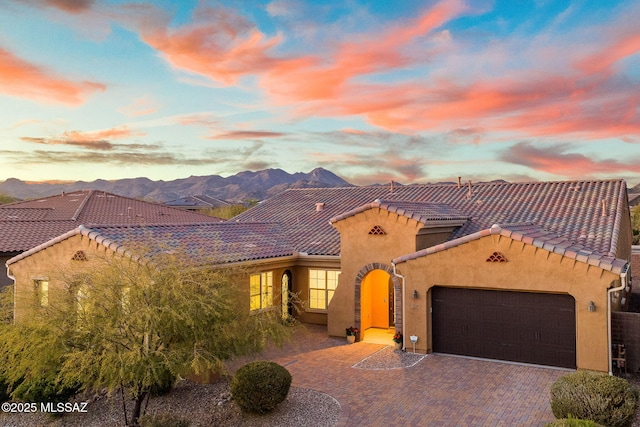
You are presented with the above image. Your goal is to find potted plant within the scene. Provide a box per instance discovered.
[346,326,359,344]
[393,331,403,350]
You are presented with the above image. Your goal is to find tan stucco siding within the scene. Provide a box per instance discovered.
[329,208,424,336]
[10,234,110,322]
[397,234,618,372]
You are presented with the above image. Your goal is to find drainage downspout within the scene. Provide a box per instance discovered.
[608,263,629,375]
[391,262,406,351]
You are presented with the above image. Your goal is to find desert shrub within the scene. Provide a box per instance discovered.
[149,368,176,397]
[545,416,605,426]
[0,375,10,403]
[11,375,80,404]
[138,413,190,427]
[550,371,638,427]
[230,361,292,414]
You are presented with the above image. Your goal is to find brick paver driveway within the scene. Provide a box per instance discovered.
[231,324,570,426]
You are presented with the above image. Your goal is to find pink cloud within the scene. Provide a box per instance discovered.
[133,4,280,85]
[501,142,640,177]
[20,126,145,150]
[0,47,105,105]
[261,0,468,102]
[207,131,285,140]
[118,96,160,117]
[45,0,94,13]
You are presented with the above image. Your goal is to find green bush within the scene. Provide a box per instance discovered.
[149,367,176,397]
[230,361,292,414]
[550,371,638,427]
[11,375,80,404]
[0,375,10,403]
[138,413,190,427]
[545,416,605,427]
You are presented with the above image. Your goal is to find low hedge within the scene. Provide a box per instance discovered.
[550,371,638,427]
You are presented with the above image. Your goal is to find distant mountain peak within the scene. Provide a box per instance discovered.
[0,168,354,203]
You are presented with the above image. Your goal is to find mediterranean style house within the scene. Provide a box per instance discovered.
[4,179,634,373]
[0,190,224,287]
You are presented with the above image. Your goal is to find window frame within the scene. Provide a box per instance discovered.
[307,269,340,312]
[250,271,273,311]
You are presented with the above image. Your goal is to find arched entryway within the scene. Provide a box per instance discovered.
[354,263,402,342]
[281,270,293,320]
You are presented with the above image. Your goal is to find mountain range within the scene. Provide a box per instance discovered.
[0,168,353,203]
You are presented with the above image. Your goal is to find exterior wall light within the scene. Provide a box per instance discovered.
[588,301,596,312]
[412,290,419,299]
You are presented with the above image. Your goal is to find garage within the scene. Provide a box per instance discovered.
[431,287,576,368]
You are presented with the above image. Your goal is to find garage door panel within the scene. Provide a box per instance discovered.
[432,287,576,368]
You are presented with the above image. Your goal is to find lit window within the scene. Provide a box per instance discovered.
[250,272,273,311]
[34,280,49,307]
[309,269,339,311]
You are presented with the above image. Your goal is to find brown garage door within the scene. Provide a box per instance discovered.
[432,287,576,368]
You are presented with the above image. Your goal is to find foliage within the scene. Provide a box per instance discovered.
[346,326,359,336]
[0,285,80,404]
[0,250,292,426]
[202,204,249,220]
[0,194,17,204]
[138,413,190,427]
[550,371,638,427]
[230,361,292,414]
[545,415,606,426]
[632,205,640,245]
[393,331,402,343]
[0,375,9,403]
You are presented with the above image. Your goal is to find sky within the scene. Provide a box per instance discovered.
[0,0,639,186]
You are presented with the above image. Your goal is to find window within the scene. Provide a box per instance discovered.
[250,272,273,311]
[34,279,49,307]
[309,269,339,311]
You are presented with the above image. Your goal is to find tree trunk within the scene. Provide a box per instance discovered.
[130,390,148,427]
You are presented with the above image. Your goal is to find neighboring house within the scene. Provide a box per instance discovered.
[164,195,231,211]
[0,190,223,287]
[5,179,635,372]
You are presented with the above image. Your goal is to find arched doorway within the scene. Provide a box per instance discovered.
[281,270,293,320]
[361,269,394,332]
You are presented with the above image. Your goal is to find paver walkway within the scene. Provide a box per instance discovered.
[228,324,570,426]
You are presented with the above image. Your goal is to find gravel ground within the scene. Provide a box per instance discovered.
[0,379,341,427]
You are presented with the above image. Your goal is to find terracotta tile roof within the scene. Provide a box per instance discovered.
[330,199,469,225]
[0,190,223,253]
[393,223,629,274]
[233,180,629,260]
[7,222,294,266]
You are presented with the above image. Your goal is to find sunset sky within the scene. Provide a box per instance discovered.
[1,0,639,186]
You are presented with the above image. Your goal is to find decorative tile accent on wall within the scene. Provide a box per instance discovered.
[486,252,507,262]
[368,225,386,235]
[71,250,88,261]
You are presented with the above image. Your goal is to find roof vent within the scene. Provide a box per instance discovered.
[457,177,461,189]
[315,203,325,212]
[71,251,87,261]
[369,225,386,235]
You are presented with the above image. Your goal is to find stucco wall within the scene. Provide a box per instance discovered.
[397,233,619,372]
[8,232,342,326]
[329,208,428,337]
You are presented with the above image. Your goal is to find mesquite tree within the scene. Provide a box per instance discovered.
[0,251,291,426]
